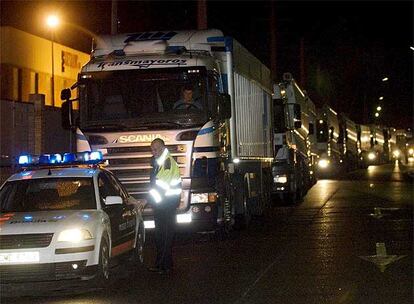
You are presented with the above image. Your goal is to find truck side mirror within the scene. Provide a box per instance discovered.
[61,88,71,101]
[61,100,73,131]
[218,93,231,120]
[293,104,302,129]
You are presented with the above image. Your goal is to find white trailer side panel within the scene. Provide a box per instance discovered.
[215,38,273,159]
[233,72,272,158]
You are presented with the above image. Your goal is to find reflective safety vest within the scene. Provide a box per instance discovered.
[149,148,182,204]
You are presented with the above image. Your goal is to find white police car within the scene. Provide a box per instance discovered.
[0,152,145,284]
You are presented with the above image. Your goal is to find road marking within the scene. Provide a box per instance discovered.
[369,207,384,219]
[233,186,341,304]
[359,242,406,272]
[369,207,400,219]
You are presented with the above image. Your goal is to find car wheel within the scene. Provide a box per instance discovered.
[96,238,110,286]
[133,226,145,266]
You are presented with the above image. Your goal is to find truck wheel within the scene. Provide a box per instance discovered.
[95,238,110,287]
[235,189,251,230]
[279,191,297,205]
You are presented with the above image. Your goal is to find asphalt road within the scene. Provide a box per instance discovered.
[2,162,413,304]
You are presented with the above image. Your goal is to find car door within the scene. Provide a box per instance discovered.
[97,172,135,257]
[107,172,137,246]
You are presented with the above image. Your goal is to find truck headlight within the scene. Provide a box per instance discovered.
[191,193,217,204]
[318,159,330,169]
[273,174,288,184]
[58,229,93,243]
[393,150,401,158]
[368,152,376,160]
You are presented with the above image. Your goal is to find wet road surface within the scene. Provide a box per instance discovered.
[2,162,413,304]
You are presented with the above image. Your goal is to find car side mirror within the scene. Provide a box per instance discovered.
[105,196,123,205]
[218,93,231,120]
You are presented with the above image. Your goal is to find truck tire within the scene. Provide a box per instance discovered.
[235,186,250,230]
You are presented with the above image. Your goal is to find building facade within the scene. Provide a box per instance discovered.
[1,26,89,106]
[0,26,90,182]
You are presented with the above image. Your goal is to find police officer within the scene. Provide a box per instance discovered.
[148,138,182,274]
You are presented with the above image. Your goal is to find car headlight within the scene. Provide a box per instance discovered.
[318,159,330,169]
[368,152,376,160]
[58,229,93,243]
[273,174,288,184]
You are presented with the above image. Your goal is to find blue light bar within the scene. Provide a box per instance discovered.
[17,151,103,167]
[50,154,62,164]
[63,153,76,163]
[18,155,31,165]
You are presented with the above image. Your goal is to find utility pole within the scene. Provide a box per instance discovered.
[111,0,118,35]
[269,0,277,81]
[197,0,208,30]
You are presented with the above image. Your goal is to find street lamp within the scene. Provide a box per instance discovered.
[378,96,384,100]
[46,14,60,106]
[382,77,389,82]
[376,106,382,111]
[375,112,380,118]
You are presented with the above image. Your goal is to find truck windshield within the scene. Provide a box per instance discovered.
[79,67,208,128]
[0,178,96,212]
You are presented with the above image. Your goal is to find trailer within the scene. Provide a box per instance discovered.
[61,29,274,233]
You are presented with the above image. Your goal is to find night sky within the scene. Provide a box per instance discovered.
[1,0,412,129]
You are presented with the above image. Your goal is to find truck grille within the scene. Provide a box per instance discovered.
[0,233,54,249]
[105,144,189,197]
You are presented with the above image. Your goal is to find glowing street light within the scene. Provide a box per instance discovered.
[375,112,380,118]
[46,15,60,28]
[376,106,382,111]
[382,77,389,82]
[378,96,384,100]
[45,14,60,106]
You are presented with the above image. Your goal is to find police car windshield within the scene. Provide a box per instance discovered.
[80,67,208,128]
[0,178,96,212]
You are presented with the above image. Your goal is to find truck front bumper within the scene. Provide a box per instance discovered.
[143,203,218,233]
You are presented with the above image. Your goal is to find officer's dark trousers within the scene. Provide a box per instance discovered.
[153,197,179,270]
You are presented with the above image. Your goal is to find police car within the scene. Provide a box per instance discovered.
[0,152,145,284]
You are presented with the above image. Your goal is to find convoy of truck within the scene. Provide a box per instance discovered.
[58,28,412,233]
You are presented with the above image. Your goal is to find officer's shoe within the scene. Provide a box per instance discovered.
[147,266,161,273]
[158,268,172,275]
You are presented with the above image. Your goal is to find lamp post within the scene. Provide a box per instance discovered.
[46,15,59,106]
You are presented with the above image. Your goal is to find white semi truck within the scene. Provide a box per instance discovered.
[338,114,359,171]
[61,29,274,233]
[271,73,316,202]
[315,104,341,176]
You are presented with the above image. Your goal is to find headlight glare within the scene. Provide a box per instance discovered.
[318,159,329,168]
[273,175,288,184]
[58,229,93,243]
[393,150,401,158]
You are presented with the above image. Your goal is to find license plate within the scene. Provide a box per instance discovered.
[0,252,40,264]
